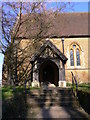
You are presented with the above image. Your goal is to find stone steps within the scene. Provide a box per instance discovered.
[27,88,79,108]
[28,96,75,100]
[28,98,74,104]
[27,101,78,108]
[29,88,73,95]
[28,93,74,97]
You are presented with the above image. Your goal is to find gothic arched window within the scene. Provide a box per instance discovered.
[70,43,81,67]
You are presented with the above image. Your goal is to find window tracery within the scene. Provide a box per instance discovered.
[70,43,81,66]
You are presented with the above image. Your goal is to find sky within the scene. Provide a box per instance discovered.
[74,2,88,12]
[0,2,89,84]
[46,2,88,12]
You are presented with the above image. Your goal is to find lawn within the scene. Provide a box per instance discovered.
[66,82,90,93]
[2,86,40,99]
[2,86,40,118]
[78,83,90,93]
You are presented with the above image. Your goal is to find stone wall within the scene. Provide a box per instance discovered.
[50,38,89,83]
[18,37,89,84]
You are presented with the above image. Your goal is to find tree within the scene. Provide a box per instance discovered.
[1,2,75,86]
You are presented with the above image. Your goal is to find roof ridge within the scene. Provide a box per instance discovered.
[61,12,88,13]
[21,12,89,16]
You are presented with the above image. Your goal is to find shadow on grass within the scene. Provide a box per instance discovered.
[77,90,90,115]
[2,87,29,119]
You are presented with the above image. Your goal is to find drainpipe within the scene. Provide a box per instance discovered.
[61,37,65,84]
[61,37,64,54]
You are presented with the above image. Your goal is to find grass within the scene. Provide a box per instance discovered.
[78,83,90,87]
[66,82,72,87]
[2,86,40,99]
[67,82,90,93]
[2,86,39,118]
[78,83,90,93]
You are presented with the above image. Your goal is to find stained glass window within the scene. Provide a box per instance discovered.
[70,49,74,66]
[76,49,80,66]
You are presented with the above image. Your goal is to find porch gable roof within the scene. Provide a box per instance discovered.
[30,40,68,63]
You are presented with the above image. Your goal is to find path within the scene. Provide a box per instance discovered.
[26,87,90,119]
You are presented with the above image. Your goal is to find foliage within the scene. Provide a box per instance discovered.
[1,2,75,86]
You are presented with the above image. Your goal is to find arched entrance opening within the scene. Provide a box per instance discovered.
[39,59,59,86]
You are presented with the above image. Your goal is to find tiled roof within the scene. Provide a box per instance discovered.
[16,12,89,38]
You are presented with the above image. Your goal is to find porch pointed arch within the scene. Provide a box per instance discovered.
[39,59,59,86]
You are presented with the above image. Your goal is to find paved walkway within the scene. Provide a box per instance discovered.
[37,106,89,119]
[27,105,90,119]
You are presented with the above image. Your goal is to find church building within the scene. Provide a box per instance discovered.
[2,12,90,87]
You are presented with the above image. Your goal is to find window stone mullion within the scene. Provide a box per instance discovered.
[74,49,77,67]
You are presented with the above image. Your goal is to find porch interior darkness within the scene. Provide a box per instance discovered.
[39,60,59,86]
